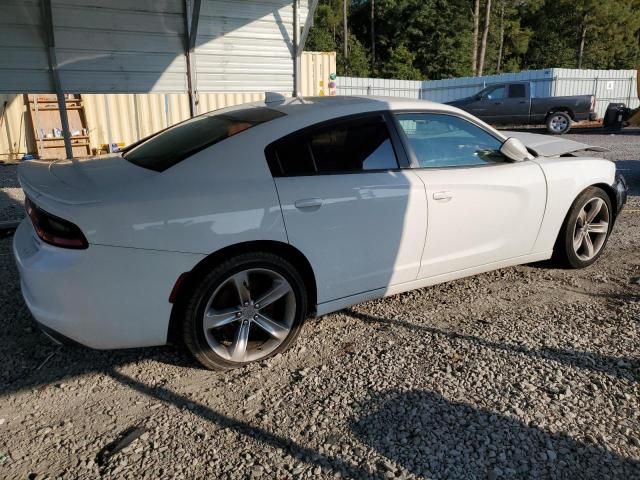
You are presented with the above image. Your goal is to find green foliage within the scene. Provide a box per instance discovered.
[381,44,422,80]
[339,35,372,76]
[305,0,640,80]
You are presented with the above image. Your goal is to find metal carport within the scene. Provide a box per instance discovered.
[0,0,317,157]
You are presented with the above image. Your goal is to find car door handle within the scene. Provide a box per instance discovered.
[493,102,503,105]
[433,191,453,201]
[294,198,323,209]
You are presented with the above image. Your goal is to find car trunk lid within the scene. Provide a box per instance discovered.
[19,154,154,205]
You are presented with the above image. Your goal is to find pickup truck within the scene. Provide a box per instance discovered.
[446,81,597,134]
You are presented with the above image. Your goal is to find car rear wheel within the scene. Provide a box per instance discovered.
[554,187,612,268]
[182,252,308,370]
[546,112,572,134]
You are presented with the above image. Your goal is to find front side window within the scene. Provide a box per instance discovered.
[268,115,398,176]
[124,107,285,172]
[484,85,506,100]
[395,113,506,168]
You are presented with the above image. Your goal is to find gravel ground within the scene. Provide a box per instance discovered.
[0,163,22,222]
[0,131,639,479]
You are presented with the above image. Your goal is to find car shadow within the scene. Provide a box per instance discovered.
[107,367,385,479]
[350,389,640,479]
[343,309,639,384]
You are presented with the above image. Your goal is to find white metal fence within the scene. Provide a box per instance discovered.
[336,68,639,118]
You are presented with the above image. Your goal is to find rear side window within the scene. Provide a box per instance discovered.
[267,115,398,176]
[508,84,526,98]
[123,107,285,172]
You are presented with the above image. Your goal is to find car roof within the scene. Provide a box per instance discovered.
[268,95,459,116]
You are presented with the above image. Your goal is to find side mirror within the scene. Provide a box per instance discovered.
[500,137,533,162]
[475,94,483,100]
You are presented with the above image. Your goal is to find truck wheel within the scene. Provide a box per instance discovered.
[546,112,572,134]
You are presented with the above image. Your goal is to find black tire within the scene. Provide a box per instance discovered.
[554,186,613,269]
[546,111,572,134]
[182,252,308,370]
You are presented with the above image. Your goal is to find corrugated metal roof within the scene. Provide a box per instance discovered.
[0,0,313,94]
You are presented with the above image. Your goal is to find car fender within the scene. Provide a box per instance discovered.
[531,156,616,253]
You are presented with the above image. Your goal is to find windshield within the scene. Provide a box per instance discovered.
[123,106,286,172]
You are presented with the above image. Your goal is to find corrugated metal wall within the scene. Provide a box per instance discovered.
[335,77,423,98]
[0,1,51,92]
[420,70,555,102]
[82,92,266,148]
[0,94,31,160]
[337,69,638,118]
[195,0,305,92]
[0,0,313,94]
[552,69,639,117]
[0,52,336,160]
[299,51,337,96]
[0,0,188,93]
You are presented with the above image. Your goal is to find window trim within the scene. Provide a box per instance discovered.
[390,111,511,171]
[264,111,410,178]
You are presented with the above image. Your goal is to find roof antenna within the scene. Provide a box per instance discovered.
[265,92,286,105]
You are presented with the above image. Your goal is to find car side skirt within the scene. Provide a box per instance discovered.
[316,251,552,316]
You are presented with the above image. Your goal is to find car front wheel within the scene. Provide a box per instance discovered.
[555,186,612,268]
[182,252,308,370]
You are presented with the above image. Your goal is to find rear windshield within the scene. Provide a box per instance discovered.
[123,107,285,172]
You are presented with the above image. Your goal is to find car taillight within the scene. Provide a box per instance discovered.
[25,197,88,249]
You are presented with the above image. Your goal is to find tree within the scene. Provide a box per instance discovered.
[496,0,504,72]
[370,0,376,71]
[339,34,371,76]
[381,44,422,80]
[305,0,640,79]
[472,0,480,75]
[477,0,492,76]
[343,0,349,60]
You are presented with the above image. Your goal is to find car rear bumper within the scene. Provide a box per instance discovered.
[13,219,204,349]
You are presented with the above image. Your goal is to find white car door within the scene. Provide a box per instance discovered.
[267,114,428,304]
[394,112,546,278]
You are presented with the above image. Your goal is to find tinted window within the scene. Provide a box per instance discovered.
[396,114,506,168]
[268,116,398,176]
[484,85,506,100]
[124,107,285,172]
[509,83,526,98]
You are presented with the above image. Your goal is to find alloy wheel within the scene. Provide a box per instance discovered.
[202,268,296,363]
[549,114,569,133]
[572,197,610,261]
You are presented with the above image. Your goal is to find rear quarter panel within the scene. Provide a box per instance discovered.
[530,96,591,121]
[532,156,616,253]
[30,132,291,256]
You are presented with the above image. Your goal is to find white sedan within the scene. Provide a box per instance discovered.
[13,96,628,370]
